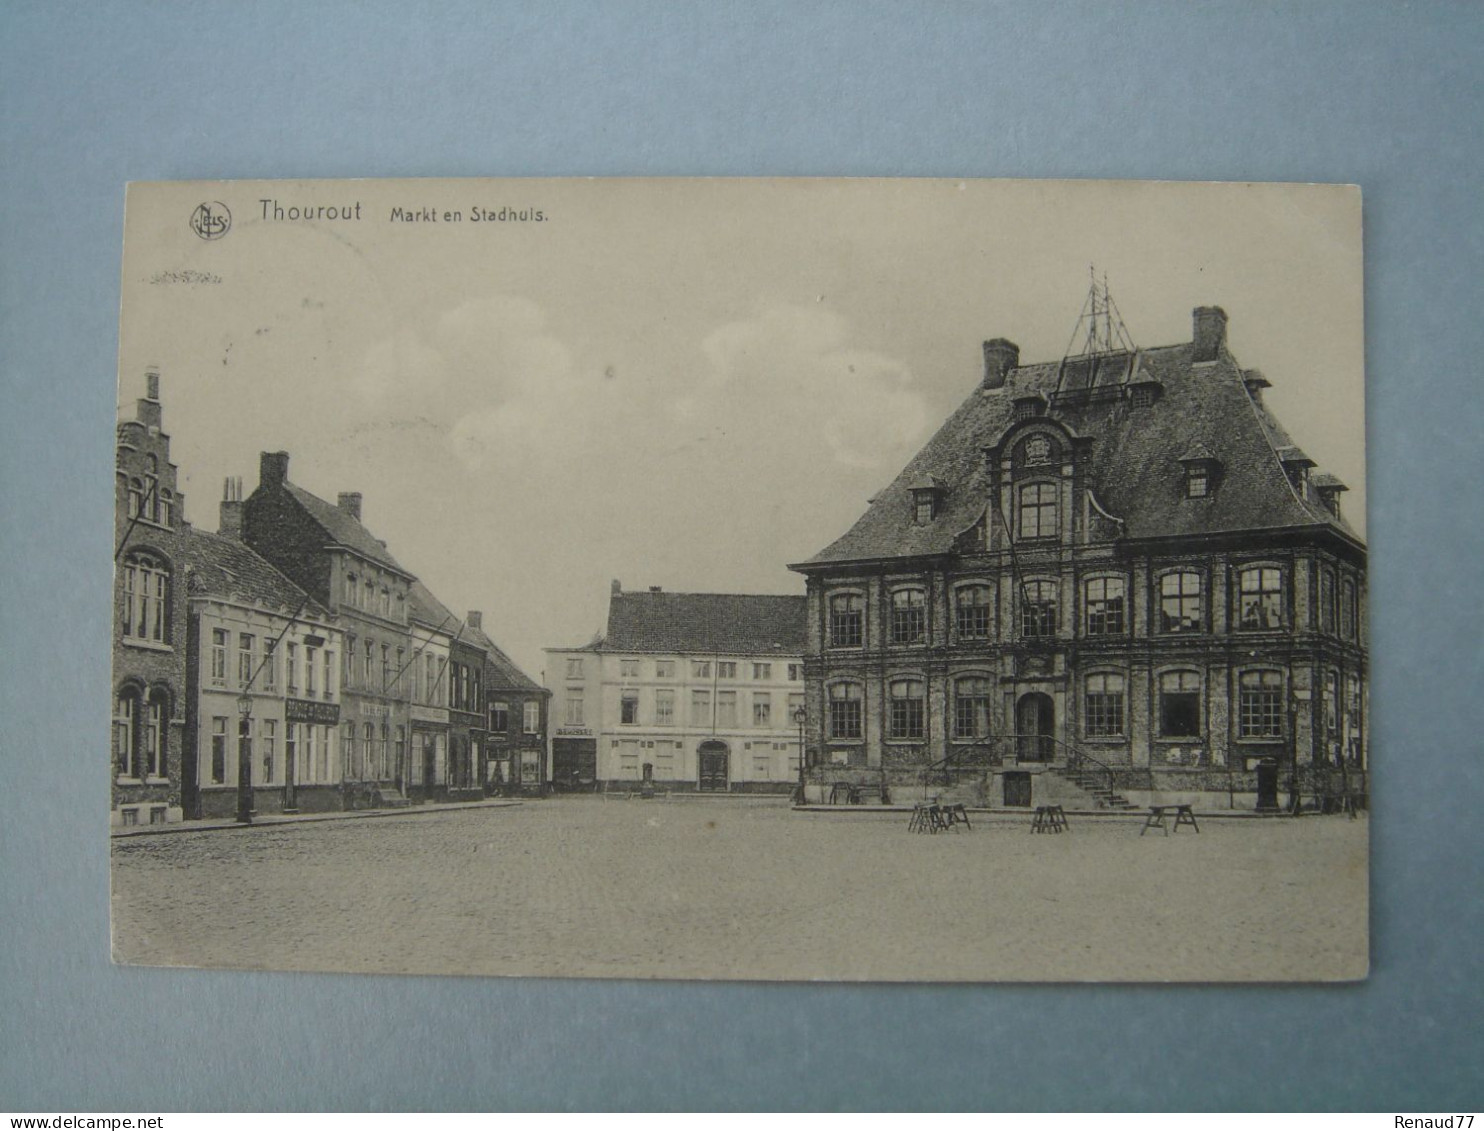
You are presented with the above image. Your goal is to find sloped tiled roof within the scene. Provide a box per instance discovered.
[407,578,460,633]
[796,336,1361,568]
[284,482,410,574]
[465,620,546,693]
[603,590,807,655]
[181,527,326,616]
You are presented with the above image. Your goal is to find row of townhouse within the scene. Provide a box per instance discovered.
[111,374,549,827]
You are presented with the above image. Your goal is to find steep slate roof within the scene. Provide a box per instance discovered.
[603,590,807,655]
[465,620,546,693]
[181,526,327,616]
[283,482,410,574]
[797,336,1360,568]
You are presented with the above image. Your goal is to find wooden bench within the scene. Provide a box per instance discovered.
[1030,804,1068,833]
[1140,804,1199,836]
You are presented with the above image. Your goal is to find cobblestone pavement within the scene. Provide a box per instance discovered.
[111,798,1368,981]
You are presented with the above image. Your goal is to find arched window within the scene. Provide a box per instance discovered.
[1084,673,1125,737]
[828,592,864,649]
[1238,670,1285,737]
[828,683,863,739]
[953,676,991,739]
[1158,671,1201,737]
[121,551,170,644]
[1019,482,1058,540]
[1084,577,1126,636]
[1319,567,1337,634]
[1238,567,1284,630]
[144,689,168,778]
[1159,571,1202,633]
[114,689,139,778]
[888,679,925,740]
[1021,581,1057,638]
[158,490,173,529]
[889,587,926,645]
[955,584,992,639]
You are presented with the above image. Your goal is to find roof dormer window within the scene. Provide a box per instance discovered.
[1277,446,1315,493]
[1178,445,1222,500]
[908,475,945,524]
[1312,472,1348,518]
[1012,394,1047,423]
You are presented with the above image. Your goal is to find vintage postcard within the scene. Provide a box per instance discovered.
[110,178,1367,981]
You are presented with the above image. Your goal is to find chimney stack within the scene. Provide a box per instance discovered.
[467,610,483,631]
[649,586,662,593]
[981,339,1020,390]
[337,492,363,521]
[260,450,289,487]
[1192,306,1228,362]
[611,579,622,596]
[136,367,163,430]
[219,477,244,539]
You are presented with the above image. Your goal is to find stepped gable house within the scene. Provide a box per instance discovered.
[789,305,1366,811]
[113,369,188,826]
[544,583,808,793]
[242,453,416,808]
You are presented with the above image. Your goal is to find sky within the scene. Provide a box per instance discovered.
[118,179,1366,680]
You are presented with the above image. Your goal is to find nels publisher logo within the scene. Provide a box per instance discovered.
[189,201,231,240]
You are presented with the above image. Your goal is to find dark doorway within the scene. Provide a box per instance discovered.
[1016,692,1055,762]
[1003,771,1033,807]
[1256,758,1280,812]
[698,741,729,792]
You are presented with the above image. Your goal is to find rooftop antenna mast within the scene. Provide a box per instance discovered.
[1062,265,1137,359]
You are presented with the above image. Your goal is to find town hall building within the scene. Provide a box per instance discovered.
[790,303,1366,811]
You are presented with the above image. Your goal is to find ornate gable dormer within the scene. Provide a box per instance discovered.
[908,474,946,524]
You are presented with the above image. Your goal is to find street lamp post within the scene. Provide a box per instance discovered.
[236,693,255,824]
[793,704,808,804]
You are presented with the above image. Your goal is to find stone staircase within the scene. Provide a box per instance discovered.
[1043,765,1138,810]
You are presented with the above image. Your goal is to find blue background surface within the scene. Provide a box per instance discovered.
[2,0,1482,1111]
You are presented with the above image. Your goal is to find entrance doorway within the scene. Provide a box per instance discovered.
[1255,758,1280,812]
[698,740,730,792]
[1016,692,1055,763]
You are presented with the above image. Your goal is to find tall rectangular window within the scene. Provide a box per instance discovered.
[1159,572,1202,633]
[955,584,991,639]
[620,690,640,725]
[888,679,925,740]
[1021,581,1057,638]
[828,684,862,740]
[304,645,317,696]
[522,701,539,735]
[564,691,584,727]
[144,696,164,778]
[263,638,277,689]
[890,589,926,645]
[717,691,738,727]
[210,629,228,683]
[1019,482,1058,539]
[690,690,712,727]
[238,633,255,686]
[1319,569,1337,634]
[262,719,277,784]
[787,663,803,681]
[323,650,334,699]
[1238,567,1284,629]
[953,677,991,739]
[654,689,675,726]
[753,692,772,728]
[1084,578,1126,636]
[286,641,298,694]
[490,701,509,732]
[829,593,863,648]
[1340,580,1357,641]
[114,694,136,778]
[1239,671,1285,737]
[210,717,227,785]
[1084,673,1126,737]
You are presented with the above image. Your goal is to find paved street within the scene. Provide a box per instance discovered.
[111,798,1368,982]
